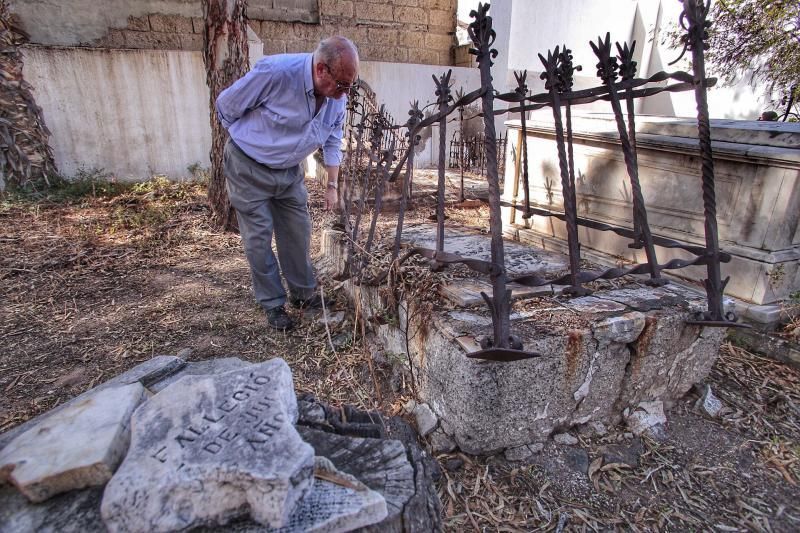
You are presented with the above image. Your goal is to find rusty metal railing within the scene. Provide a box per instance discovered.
[334,0,746,363]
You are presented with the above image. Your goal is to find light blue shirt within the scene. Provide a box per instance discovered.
[215,53,346,169]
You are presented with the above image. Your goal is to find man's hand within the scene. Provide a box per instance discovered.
[324,184,338,211]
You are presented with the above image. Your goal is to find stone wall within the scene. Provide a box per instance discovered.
[11,0,457,66]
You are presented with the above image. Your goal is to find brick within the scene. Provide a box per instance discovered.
[367,27,398,47]
[191,17,204,34]
[437,49,453,65]
[360,43,407,63]
[148,14,193,34]
[93,29,126,48]
[407,47,438,65]
[263,40,288,56]
[425,32,453,51]
[259,21,297,40]
[421,0,456,10]
[428,9,454,29]
[319,0,354,18]
[394,6,426,24]
[286,40,317,53]
[293,23,324,40]
[179,33,203,51]
[355,3,393,22]
[122,30,182,50]
[337,26,369,45]
[393,0,419,6]
[127,15,150,32]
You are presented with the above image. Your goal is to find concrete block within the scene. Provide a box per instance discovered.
[428,9,454,29]
[122,30,181,50]
[126,15,150,32]
[319,0,354,18]
[395,6,427,24]
[178,33,203,51]
[356,3,394,23]
[148,14,193,34]
[424,32,454,51]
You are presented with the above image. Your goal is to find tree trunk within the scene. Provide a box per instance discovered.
[202,0,249,232]
[0,0,57,191]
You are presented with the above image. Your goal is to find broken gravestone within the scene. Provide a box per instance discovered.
[0,383,147,503]
[100,359,315,532]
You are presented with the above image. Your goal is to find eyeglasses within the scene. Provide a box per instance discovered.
[322,63,357,92]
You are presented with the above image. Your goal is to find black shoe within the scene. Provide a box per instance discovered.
[291,293,323,310]
[266,306,294,331]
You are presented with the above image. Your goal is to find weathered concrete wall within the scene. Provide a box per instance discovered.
[9,0,456,67]
[22,47,211,180]
[21,45,468,179]
[502,113,800,305]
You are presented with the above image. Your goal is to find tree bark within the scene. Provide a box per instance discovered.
[202,0,249,232]
[0,0,57,190]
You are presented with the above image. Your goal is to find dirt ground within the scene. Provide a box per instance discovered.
[1,175,799,531]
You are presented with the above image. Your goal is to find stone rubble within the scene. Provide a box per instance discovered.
[626,401,668,436]
[695,384,724,417]
[0,383,147,503]
[0,355,440,533]
[101,359,315,532]
[553,433,579,446]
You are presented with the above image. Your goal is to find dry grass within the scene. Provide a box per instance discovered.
[2,175,799,531]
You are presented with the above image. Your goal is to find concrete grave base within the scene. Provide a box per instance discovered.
[322,225,726,455]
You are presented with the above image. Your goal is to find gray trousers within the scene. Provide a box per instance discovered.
[223,140,316,311]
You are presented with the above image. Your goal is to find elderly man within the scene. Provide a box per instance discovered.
[216,36,359,331]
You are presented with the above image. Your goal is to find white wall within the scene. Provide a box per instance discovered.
[359,61,485,167]
[23,47,211,180]
[490,0,772,120]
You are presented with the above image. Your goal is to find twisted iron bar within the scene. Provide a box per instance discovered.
[680,0,738,326]
[434,70,453,262]
[540,46,587,296]
[590,33,665,287]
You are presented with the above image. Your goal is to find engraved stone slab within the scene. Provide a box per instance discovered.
[271,456,387,532]
[101,358,315,533]
[0,383,146,503]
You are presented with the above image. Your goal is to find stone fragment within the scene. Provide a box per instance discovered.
[429,428,457,454]
[274,456,387,532]
[504,442,545,462]
[410,403,437,437]
[0,383,146,503]
[592,312,646,344]
[626,401,667,436]
[0,356,182,453]
[101,359,315,532]
[553,433,578,446]
[600,438,644,468]
[564,448,589,474]
[147,357,252,393]
[695,384,723,417]
[588,422,608,436]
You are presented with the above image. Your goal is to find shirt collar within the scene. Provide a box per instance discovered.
[304,53,315,98]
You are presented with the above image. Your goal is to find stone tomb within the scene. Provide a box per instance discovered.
[0,358,410,533]
[322,223,727,455]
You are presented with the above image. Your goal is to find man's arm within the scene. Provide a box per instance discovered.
[215,63,272,128]
[323,165,339,211]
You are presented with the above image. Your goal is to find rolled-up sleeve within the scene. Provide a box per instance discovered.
[215,64,272,129]
[322,106,346,167]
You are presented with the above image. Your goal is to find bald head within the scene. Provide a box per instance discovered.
[312,36,360,99]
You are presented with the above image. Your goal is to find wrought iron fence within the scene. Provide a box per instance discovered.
[335,0,746,362]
